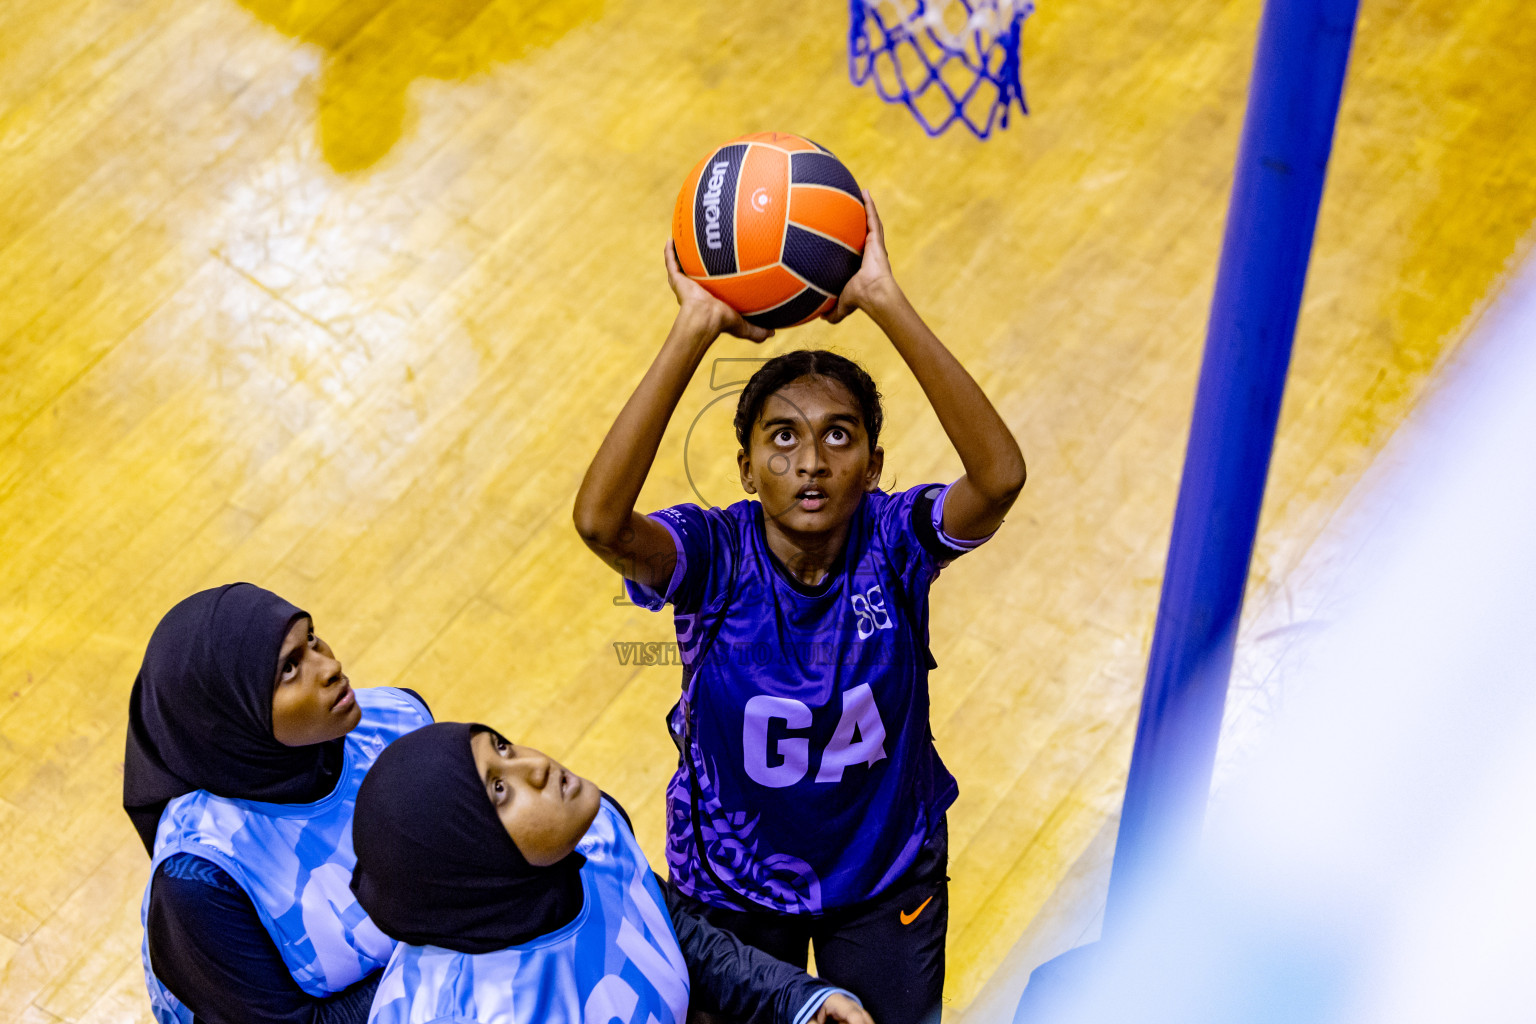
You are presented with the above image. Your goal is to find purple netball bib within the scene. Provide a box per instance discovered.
[628,483,982,913]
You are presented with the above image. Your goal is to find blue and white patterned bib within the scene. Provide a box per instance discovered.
[367,799,691,1024]
[140,687,433,1024]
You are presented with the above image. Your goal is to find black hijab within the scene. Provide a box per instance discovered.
[123,583,342,853]
[350,721,587,953]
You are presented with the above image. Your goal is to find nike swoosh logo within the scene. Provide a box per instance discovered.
[900,895,934,925]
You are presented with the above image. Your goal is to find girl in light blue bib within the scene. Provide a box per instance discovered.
[350,722,875,1024]
[124,583,434,1024]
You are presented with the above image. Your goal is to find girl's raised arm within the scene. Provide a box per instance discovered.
[573,242,773,590]
[826,192,1026,541]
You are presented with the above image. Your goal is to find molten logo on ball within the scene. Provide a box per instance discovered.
[702,160,729,250]
[673,132,867,329]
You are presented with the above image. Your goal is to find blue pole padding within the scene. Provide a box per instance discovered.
[1102,0,1361,933]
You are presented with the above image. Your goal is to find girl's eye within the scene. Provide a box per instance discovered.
[281,660,298,681]
[826,428,849,445]
[773,429,794,446]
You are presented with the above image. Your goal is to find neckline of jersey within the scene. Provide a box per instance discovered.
[428,799,616,955]
[225,720,361,817]
[751,500,857,599]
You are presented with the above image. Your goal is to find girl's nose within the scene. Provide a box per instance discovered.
[516,754,551,789]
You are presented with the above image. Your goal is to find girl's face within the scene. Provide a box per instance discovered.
[739,375,884,536]
[470,731,602,866]
[271,616,361,746]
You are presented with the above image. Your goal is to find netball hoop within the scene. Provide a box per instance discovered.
[848,0,1034,139]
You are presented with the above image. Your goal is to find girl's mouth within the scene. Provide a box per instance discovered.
[796,487,827,511]
[331,682,354,712]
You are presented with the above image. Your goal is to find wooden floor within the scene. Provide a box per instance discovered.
[3,0,1535,1020]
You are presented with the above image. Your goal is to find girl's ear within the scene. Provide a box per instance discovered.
[737,448,758,494]
[864,446,885,492]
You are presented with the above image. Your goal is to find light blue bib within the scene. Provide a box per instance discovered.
[140,687,432,1024]
[367,800,691,1024]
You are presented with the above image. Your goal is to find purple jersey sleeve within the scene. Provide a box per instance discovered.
[925,481,996,557]
[624,503,735,614]
[879,481,995,582]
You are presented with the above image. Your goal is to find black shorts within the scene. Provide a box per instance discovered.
[675,817,949,1024]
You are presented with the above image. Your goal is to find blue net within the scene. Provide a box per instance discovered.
[848,0,1034,139]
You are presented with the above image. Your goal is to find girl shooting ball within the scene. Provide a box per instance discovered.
[573,191,1025,1024]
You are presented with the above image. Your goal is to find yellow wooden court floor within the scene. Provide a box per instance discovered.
[3,0,1535,1020]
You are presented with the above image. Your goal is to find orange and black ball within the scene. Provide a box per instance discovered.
[672,133,868,329]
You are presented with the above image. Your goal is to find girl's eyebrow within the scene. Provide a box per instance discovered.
[481,737,517,789]
[760,412,860,432]
[276,618,312,665]
[277,639,304,669]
